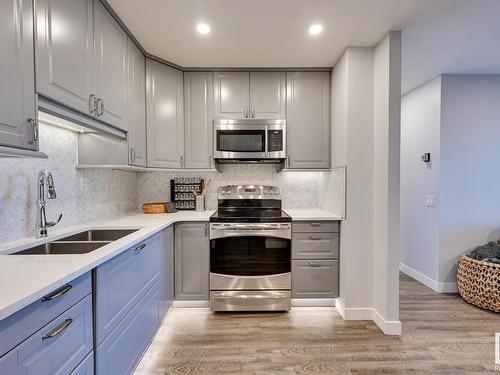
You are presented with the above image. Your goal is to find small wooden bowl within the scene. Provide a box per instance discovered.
[143,202,167,214]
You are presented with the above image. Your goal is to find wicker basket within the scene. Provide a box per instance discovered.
[457,254,500,312]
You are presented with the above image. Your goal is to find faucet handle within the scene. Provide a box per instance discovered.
[47,214,63,228]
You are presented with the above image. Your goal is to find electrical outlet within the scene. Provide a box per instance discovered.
[425,195,436,207]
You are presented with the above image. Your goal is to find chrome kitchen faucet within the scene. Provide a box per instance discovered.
[36,170,62,238]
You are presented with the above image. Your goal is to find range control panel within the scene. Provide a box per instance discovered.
[218,185,281,199]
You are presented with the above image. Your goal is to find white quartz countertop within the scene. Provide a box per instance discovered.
[0,209,342,321]
[284,208,343,221]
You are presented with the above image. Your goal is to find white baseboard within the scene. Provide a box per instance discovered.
[399,263,457,293]
[335,298,401,335]
[172,300,209,308]
[292,298,336,307]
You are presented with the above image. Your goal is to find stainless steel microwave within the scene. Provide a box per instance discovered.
[213,119,286,161]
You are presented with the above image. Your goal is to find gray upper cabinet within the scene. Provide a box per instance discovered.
[175,223,209,301]
[184,72,213,169]
[93,0,128,130]
[249,72,285,119]
[146,59,184,168]
[286,72,330,169]
[213,72,249,119]
[36,0,94,116]
[0,0,37,150]
[127,40,146,167]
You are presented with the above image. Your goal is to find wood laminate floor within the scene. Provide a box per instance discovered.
[135,274,499,374]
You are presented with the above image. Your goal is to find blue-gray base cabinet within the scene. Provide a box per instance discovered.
[95,228,172,375]
[71,351,94,375]
[0,294,93,375]
[291,221,340,298]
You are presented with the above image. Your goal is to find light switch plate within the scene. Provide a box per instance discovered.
[425,195,436,207]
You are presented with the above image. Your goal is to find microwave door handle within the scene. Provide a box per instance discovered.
[264,127,269,158]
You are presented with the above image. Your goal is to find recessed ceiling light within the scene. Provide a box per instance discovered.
[196,23,210,35]
[308,24,323,36]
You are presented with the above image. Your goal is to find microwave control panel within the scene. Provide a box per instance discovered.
[268,130,283,152]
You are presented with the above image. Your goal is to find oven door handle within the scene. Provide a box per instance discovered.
[213,294,288,300]
[210,227,291,240]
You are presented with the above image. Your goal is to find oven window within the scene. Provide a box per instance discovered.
[217,130,265,152]
[210,236,291,276]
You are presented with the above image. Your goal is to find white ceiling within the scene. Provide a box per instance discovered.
[108,0,500,93]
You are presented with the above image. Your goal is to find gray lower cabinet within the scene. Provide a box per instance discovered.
[127,39,147,167]
[175,223,210,301]
[286,72,330,169]
[0,295,93,375]
[291,221,339,299]
[292,260,339,298]
[0,0,37,150]
[93,0,128,130]
[35,0,94,116]
[146,59,184,168]
[184,72,214,169]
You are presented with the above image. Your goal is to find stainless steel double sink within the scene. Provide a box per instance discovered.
[12,229,138,255]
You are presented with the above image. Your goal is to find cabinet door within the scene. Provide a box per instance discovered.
[159,226,174,316]
[286,72,330,169]
[292,260,339,298]
[175,223,209,300]
[95,233,161,345]
[127,40,146,167]
[146,59,184,168]
[0,0,37,150]
[36,0,94,115]
[249,72,285,119]
[213,72,249,119]
[184,72,213,169]
[93,0,128,130]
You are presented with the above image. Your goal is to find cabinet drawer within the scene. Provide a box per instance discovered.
[292,221,339,233]
[0,295,93,375]
[0,272,91,357]
[96,233,161,345]
[71,351,94,375]
[96,280,161,375]
[292,260,339,299]
[292,232,339,259]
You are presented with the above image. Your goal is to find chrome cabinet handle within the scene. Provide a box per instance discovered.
[309,234,322,240]
[100,99,104,116]
[251,107,255,118]
[130,148,136,162]
[89,94,96,114]
[244,106,248,118]
[96,99,103,116]
[27,118,37,144]
[310,222,321,227]
[180,155,184,168]
[42,284,72,302]
[308,262,322,267]
[208,155,212,168]
[215,294,286,300]
[287,155,291,168]
[135,243,146,252]
[204,224,208,237]
[42,318,72,340]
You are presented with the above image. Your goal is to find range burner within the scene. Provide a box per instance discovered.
[209,184,291,223]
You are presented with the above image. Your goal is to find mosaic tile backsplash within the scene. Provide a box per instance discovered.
[0,122,345,244]
[0,123,138,243]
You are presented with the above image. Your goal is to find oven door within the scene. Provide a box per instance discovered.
[210,223,291,290]
[214,123,268,159]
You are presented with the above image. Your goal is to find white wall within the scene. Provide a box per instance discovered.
[331,32,402,335]
[372,31,401,327]
[400,76,441,284]
[439,75,500,284]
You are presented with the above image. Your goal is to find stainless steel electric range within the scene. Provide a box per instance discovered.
[209,184,292,312]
